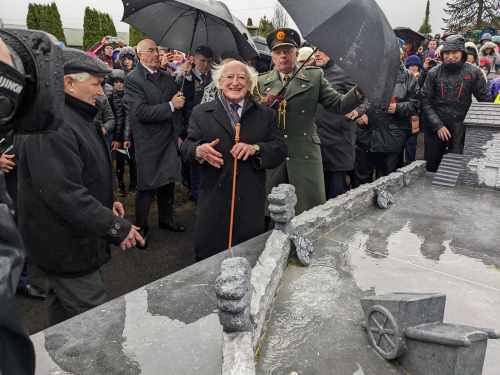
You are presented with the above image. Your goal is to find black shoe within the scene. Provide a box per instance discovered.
[136,228,149,250]
[17,284,48,300]
[159,220,186,232]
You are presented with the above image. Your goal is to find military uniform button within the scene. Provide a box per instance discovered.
[303,132,307,136]
[286,157,290,161]
[111,229,118,235]
[301,84,306,88]
[301,110,305,113]
[305,155,309,160]
[284,134,288,139]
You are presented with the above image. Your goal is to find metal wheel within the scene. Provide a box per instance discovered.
[366,305,404,360]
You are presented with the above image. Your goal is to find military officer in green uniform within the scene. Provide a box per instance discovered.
[258,28,364,214]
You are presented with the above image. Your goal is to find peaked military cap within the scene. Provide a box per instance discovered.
[63,48,112,76]
[266,28,301,50]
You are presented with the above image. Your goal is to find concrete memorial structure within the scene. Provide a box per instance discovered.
[462,103,500,189]
[31,103,500,375]
[361,293,499,375]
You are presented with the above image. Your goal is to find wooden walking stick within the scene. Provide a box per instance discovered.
[227,123,241,253]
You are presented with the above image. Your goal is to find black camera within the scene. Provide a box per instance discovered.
[0,28,64,133]
[428,58,439,68]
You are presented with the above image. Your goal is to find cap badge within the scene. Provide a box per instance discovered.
[276,31,286,41]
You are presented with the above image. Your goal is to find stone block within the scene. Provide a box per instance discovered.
[250,230,290,350]
[361,293,446,330]
[222,332,255,375]
[401,323,489,375]
[397,160,427,186]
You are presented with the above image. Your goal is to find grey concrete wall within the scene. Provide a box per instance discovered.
[293,161,426,239]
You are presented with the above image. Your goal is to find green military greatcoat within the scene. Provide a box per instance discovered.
[258,66,361,214]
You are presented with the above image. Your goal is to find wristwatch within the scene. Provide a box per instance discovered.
[253,144,261,155]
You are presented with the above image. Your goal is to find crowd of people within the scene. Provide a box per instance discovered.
[0,26,499,329]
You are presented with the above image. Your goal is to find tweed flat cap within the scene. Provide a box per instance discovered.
[63,48,111,76]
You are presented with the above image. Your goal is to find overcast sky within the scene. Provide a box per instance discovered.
[0,0,448,33]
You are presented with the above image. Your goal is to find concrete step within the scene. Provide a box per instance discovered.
[432,154,465,188]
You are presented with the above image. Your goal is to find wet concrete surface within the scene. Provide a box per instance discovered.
[31,231,270,375]
[17,193,197,335]
[257,176,500,375]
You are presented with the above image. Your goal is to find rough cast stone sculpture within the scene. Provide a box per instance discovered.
[375,188,395,209]
[215,257,252,332]
[268,184,313,266]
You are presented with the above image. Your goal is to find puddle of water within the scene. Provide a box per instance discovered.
[342,223,500,375]
[261,258,342,375]
[122,287,222,374]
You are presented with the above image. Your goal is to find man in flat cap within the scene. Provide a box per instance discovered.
[17,48,144,325]
[258,28,364,214]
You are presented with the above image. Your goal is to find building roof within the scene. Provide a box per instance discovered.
[465,102,500,127]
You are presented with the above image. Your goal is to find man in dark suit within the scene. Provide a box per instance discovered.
[125,39,186,249]
[181,60,287,260]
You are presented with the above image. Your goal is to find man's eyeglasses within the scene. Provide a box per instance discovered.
[221,74,248,82]
[139,48,159,54]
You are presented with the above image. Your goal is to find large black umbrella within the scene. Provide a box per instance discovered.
[122,0,257,60]
[394,27,426,49]
[279,0,400,105]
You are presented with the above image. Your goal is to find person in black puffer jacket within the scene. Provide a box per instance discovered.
[422,35,490,172]
[354,61,419,185]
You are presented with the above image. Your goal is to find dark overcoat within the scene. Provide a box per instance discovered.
[316,62,357,172]
[124,63,182,190]
[16,95,130,278]
[181,96,286,259]
[357,65,419,153]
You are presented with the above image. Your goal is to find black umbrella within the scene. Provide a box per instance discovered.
[394,27,426,49]
[122,0,257,60]
[278,0,400,105]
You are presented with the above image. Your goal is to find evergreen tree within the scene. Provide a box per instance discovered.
[49,3,66,42]
[129,25,146,47]
[101,13,117,38]
[82,8,118,50]
[26,3,39,30]
[418,0,432,34]
[83,7,101,50]
[26,3,65,42]
[37,4,52,37]
[443,0,500,31]
[258,16,274,37]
